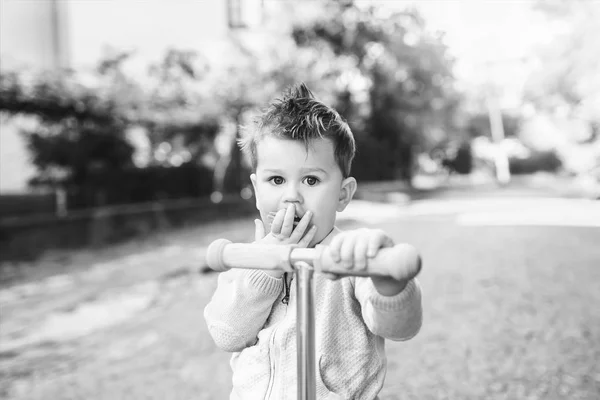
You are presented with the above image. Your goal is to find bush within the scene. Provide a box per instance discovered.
[1,52,223,207]
[509,150,562,174]
[68,162,214,208]
[352,137,397,182]
[441,142,473,175]
[0,193,55,218]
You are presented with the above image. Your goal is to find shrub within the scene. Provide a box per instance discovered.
[68,162,215,208]
[509,150,562,174]
[0,193,55,218]
[352,137,397,182]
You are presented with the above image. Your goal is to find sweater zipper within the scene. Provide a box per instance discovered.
[264,325,278,400]
[281,272,291,305]
[265,274,292,399]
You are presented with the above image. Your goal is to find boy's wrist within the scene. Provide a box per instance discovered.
[264,269,285,278]
[371,276,408,296]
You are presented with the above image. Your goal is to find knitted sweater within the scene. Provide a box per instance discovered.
[204,227,422,400]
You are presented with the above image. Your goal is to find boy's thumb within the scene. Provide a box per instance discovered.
[254,219,265,241]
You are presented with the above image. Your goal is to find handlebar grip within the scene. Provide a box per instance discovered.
[206,239,422,280]
[313,243,422,281]
[206,238,232,272]
[206,239,295,273]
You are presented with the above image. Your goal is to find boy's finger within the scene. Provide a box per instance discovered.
[397,244,422,281]
[270,208,286,234]
[367,232,385,258]
[353,237,369,271]
[328,235,343,263]
[339,235,357,269]
[321,271,341,281]
[289,210,312,242]
[297,225,317,248]
[254,219,265,241]
[280,204,295,237]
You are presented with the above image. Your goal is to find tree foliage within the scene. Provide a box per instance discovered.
[0,68,133,189]
[466,112,522,139]
[0,49,222,205]
[292,0,459,182]
[527,0,600,126]
[0,0,461,203]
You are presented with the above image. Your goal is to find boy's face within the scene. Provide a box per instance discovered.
[250,136,356,247]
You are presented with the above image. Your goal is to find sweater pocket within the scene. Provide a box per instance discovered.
[317,351,384,400]
[316,354,342,399]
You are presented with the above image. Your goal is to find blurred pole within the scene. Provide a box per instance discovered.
[55,187,67,217]
[50,0,70,69]
[486,96,511,185]
[295,262,316,400]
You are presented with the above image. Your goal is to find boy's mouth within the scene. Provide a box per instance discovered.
[267,212,304,227]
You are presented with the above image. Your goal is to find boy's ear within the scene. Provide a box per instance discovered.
[250,173,260,211]
[337,177,357,212]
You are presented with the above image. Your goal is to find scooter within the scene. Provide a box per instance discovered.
[206,239,419,400]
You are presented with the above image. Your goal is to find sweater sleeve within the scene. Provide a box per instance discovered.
[354,277,422,341]
[203,268,283,352]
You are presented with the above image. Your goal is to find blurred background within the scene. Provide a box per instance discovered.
[0,0,599,399]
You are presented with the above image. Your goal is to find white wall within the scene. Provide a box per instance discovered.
[0,123,37,193]
[0,0,71,70]
[1,0,54,69]
[66,0,230,68]
[0,1,58,192]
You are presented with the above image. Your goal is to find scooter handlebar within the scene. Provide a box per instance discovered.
[206,239,421,280]
[206,239,296,273]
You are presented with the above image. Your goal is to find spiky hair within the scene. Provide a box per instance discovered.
[239,83,356,178]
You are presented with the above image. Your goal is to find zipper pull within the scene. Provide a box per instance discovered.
[281,272,290,305]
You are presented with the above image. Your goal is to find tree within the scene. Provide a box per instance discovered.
[527,0,600,130]
[0,49,222,206]
[292,0,459,183]
[466,112,522,139]
[140,48,221,165]
[0,67,133,202]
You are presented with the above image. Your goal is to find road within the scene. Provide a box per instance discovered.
[1,190,599,399]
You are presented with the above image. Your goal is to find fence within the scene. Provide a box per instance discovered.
[0,195,256,261]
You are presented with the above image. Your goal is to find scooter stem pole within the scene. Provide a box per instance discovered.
[295,262,316,400]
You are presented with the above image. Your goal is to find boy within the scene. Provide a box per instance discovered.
[204,83,422,399]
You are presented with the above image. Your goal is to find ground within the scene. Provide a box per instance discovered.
[1,191,599,399]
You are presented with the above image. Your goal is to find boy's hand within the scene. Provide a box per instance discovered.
[327,228,421,296]
[254,204,317,278]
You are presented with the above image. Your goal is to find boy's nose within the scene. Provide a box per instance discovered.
[282,184,303,204]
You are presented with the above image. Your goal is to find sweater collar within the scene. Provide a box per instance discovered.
[316,226,341,247]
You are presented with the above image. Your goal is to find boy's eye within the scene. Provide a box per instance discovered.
[304,176,319,186]
[269,176,285,185]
